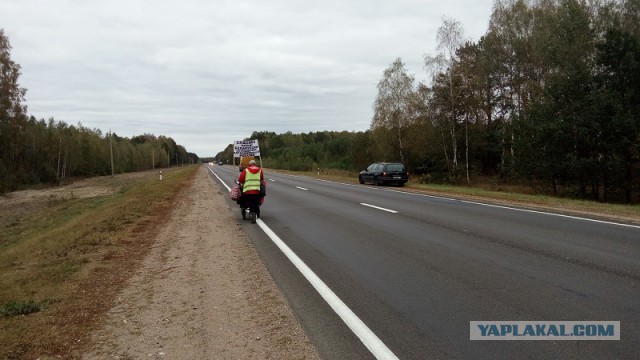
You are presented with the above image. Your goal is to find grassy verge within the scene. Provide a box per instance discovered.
[0,165,199,359]
[270,167,640,224]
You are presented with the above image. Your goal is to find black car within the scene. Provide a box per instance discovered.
[359,162,409,186]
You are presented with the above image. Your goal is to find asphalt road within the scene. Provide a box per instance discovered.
[207,164,640,360]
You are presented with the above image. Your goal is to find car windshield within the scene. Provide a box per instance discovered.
[387,164,405,172]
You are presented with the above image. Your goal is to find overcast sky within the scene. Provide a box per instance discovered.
[1,0,495,157]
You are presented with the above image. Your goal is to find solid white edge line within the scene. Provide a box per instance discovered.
[207,167,231,192]
[257,219,399,360]
[209,165,398,359]
[296,186,308,191]
[385,188,640,229]
[361,203,398,214]
[216,167,638,229]
[457,199,640,229]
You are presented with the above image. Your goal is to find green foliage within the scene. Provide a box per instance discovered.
[0,116,195,193]
[220,0,640,203]
[508,1,640,202]
[372,58,416,164]
[218,131,374,173]
[367,0,640,202]
[1,301,41,317]
[0,30,198,194]
[4,1,640,203]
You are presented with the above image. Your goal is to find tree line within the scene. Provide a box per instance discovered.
[0,29,197,194]
[219,0,639,204]
[216,130,374,172]
[372,0,639,203]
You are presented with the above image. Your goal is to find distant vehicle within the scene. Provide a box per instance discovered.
[218,160,223,165]
[359,162,408,186]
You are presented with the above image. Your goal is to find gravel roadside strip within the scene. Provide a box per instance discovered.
[83,166,319,359]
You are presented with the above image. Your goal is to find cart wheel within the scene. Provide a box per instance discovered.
[251,211,257,223]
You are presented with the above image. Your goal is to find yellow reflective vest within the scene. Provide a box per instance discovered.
[242,169,262,193]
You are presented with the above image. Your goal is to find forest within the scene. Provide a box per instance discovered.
[0,30,198,194]
[3,0,639,203]
[217,0,639,204]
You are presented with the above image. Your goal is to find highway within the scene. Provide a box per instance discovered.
[206,164,640,359]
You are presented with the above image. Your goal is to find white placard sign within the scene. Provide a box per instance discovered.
[233,140,260,157]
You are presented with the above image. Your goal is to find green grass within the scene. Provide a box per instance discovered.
[0,301,42,317]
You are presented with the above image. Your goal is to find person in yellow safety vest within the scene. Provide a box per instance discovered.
[237,160,264,222]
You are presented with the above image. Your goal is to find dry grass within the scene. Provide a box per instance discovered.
[1,164,637,358]
[0,165,199,359]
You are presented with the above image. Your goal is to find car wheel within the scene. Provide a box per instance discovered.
[374,176,381,186]
[359,176,364,184]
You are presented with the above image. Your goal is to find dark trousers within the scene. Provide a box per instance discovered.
[241,193,261,214]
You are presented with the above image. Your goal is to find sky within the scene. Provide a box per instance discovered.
[1,0,496,157]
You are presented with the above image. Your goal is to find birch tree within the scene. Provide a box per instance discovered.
[372,58,415,163]
[424,17,465,180]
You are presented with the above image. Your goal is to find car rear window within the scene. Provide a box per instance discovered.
[386,164,405,172]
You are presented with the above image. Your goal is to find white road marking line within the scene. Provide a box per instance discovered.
[209,166,398,358]
[268,179,276,182]
[207,167,231,192]
[361,203,398,214]
[257,219,399,360]
[296,186,308,191]
[216,167,637,229]
[457,199,640,229]
[386,188,640,229]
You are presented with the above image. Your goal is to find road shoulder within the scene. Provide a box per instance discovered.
[83,166,319,359]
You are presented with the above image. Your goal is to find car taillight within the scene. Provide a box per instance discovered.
[383,172,387,176]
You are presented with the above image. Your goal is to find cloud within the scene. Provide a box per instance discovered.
[2,0,495,157]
